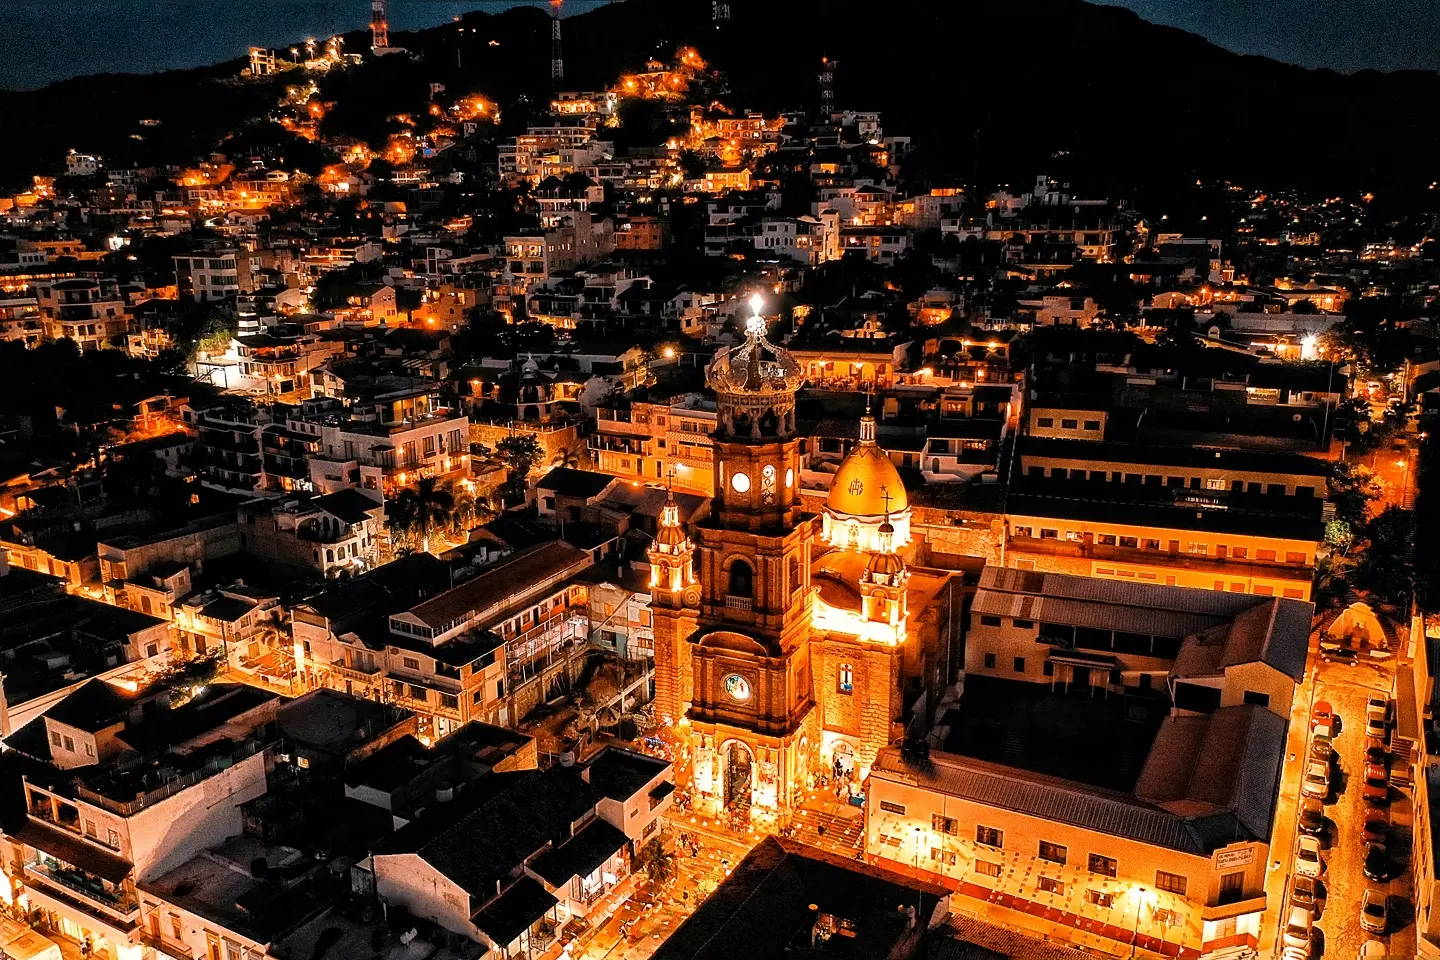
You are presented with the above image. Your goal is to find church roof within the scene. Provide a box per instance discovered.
[826,440,909,518]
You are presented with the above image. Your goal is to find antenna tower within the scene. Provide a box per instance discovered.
[371,0,389,52]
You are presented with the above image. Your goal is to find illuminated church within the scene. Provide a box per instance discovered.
[649,297,956,823]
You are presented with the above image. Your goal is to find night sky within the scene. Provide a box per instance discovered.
[2,0,1437,91]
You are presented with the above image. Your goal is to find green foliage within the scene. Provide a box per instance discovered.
[386,477,455,554]
[156,652,223,706]
[1328,461,1382,527]
[496,435,542,500]
[635,837,677,887]
[1323,520,1355,556]
[1352,506,1415,607]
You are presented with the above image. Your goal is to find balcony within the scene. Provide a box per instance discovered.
[139,931,195,959]
[330,659,382,682]
[724,595,752,612]
[26,859,138,924]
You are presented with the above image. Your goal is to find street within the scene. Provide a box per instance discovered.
[1270,632,1414,959]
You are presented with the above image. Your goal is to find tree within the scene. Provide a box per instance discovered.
[496,434,542,501]
[386,477,455,554]
[1352,506,1415,607]
[635,837,677,887]
[1328,461,1382,527]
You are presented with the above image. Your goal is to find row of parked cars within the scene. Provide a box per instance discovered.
[1284,695,1395,959]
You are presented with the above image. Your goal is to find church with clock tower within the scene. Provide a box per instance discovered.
[650,296,956,824]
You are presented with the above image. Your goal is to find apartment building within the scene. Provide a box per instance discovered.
[173,250,256,303]
[236,488,385,578]
[1005,438,1327,600]
[590,392,718,495]
[189,401,268,495]
[35,278,129,351]
[300,542,593,739]
[503,213,615,293]
[2,681,277,960]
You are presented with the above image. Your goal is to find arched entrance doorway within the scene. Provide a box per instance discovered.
[720,739,754,815]
[832,741,856,777]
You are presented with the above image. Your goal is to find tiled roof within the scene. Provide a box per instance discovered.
[870,750,1210,854]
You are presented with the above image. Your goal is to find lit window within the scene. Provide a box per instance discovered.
[838,663,854,694]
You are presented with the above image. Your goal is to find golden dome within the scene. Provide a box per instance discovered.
[826,441,908,517]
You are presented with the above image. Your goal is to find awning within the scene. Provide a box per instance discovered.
[14,819,133,882]
[472,876,558,947]
[1045,650,1120,670]
[648,781,676,804]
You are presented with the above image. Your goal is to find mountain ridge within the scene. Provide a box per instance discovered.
[2,0,1436,192]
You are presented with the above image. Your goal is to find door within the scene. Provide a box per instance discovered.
[1070,666,1090,692]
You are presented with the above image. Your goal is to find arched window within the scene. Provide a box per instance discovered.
[325,549,334,563]
[838,663,854,694]
[728,559,753,598]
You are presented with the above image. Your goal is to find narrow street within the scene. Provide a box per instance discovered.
[1270,633,1414,959]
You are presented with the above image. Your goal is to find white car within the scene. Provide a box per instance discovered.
[1301,762,1330,800]
[1294,835,1324,878]
[1361,888,1388,934]
[1367,697,1391,738]
[1282,904,1313,951]
[1360,938,1388,959]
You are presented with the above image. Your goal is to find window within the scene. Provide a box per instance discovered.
[1086,889,1113,908]
[979,615,1002,627]
[1040,528,1058,539]
[1013,525,1032,538]
[1153,908,1183,927]
[1187,542,1208,556]
[1155,871,1188,896]
[1042,661,1054,677]
[1036,417,1054,428]
[1083,420,1101,431]
[1218,871,1245,903]
[727,560,753,598]
[838,663,854,694]
[1088,854,1117,878]
[879,800,906,815]
[932,814,958,835]
[1283,588,1305,599]
[50,730,61,747]
[1014,619,1034,629]
[1037,875,1065,895]
[439,693,459,710]
[975,860,1002,878]
[975,825,1003,848]
[1038,841,1067,865]
[983,653,996,669]
[1256,549,1276,561]
[1119,536,1138,549]
[473,690,484,705]
[1098,534,1117,546]
[1231,546,1248,559]
[931,848,957,866]
[84,819,97,838]
[1285,551,1306,564]
[1014,656,1027,675]
[63,736,74,752]
[1205,478,1226,490]
[1061,419,1078,430]
[107,828,121,849]
[1245,689,1272,707]
[402,656,420,670]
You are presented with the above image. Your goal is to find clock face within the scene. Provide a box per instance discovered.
[731,471,751,493]
[785,467,794,489]
[723,673,751,702]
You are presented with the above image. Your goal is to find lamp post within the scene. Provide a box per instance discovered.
[1129,887,1147,959]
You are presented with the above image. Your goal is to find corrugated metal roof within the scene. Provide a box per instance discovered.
[871,749,1207,854]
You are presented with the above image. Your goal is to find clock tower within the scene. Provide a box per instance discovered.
[652,295,818,823]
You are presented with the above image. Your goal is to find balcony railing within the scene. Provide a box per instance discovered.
[724,595,752,611]
[139,931,195,959]
[75,740,264,816]
[27,860,138,917]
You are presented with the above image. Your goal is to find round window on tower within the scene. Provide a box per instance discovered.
[723,674,751,702]
[731,471,751,493]
[785,467,794,489]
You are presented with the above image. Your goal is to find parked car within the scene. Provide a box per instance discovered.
[1283,904,1314,950]
[1295,835,1325,878]
[1298,797,1326,836]
[1363,767,1389,803]
[1308,736,1333,764]
[1302,761,1330,800]
[1290,875,1321,915]
[1311,700,1335,731]
[1320,644,1357,665]
[1361,888,1388,934]
[1363,841,1388,881]
[1362,810,1387,844]
[1365,737,1388,766]
[1280,947,1309,960]
[1367,697,1390,739]
[1359,938,1388,958]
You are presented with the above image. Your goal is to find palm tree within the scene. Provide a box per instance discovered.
[386,477,455,554]
[635,837,677,888]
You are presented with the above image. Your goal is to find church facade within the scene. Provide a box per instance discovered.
[650,298,956,824]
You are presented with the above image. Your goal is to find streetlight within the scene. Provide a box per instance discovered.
[1128,887,1149,959]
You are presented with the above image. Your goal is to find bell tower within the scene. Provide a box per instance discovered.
[662,294,820,822]
[649,477,698,725]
